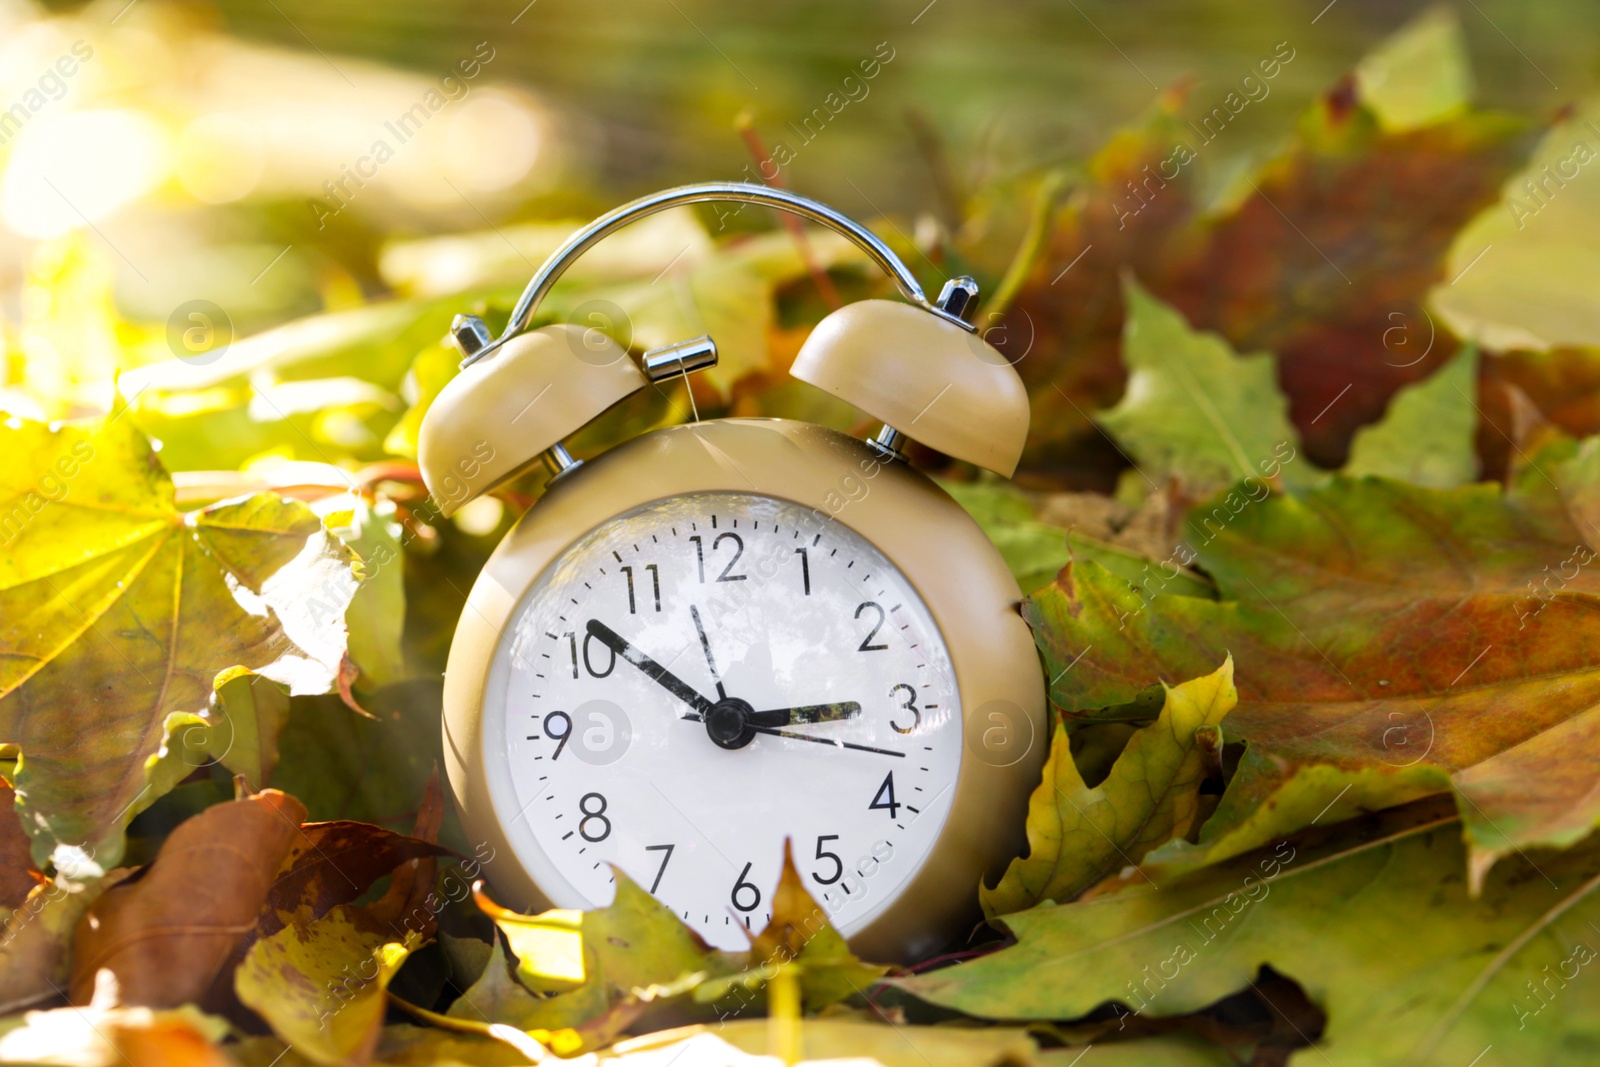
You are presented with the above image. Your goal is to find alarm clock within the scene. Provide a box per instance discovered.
[419,183,1045,963]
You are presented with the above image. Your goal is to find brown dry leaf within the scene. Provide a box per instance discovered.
[0,874,110,1015]
[69,790,307,1007]
[203,812,450,1027]
[1007,87,1203,487]
[366,768,445,936]
[0,784,41,911]
[254,819,449,941]
[1004,78,1540,481]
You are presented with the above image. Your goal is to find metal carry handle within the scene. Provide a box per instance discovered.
[461,181,970,368]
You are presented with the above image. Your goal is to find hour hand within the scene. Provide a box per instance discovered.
[748,701,862,728]
[584,619,714,716]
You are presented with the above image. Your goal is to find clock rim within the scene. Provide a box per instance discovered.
[441,417,1046,963]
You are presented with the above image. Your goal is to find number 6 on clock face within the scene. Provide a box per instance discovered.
[480,492,963,950]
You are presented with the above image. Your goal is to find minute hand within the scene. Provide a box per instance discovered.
[585,619,714,716]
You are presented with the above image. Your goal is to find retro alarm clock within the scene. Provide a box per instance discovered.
[419,183,1045,962]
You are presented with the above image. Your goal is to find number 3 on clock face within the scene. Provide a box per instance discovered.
[481,492,963,951]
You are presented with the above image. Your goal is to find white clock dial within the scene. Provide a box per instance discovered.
[480,492,963,950]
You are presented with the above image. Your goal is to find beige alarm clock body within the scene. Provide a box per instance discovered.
[419,184,1045,963]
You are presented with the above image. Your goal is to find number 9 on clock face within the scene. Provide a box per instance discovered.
[480,492,962,949]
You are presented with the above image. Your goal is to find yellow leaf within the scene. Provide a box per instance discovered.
[235,905,422,1067]
[982,657,1237,916]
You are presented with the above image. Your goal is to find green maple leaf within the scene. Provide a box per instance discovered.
[982,658,1236,917]
[0,416,355,870]
[898,803,1600,1066]
[1027,464,1600,891]
[1098,279,1311,498]
[1343,344,1479,487]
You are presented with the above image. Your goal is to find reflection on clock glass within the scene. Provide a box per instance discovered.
[481,492,962,950]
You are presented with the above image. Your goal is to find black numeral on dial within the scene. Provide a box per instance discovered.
[869,771,900,818]
[794,547,811,595]
[621,564,660,613]
[691,533,746,583]
[542,711,572,759]
[812,834,843,885]
[582,632,616,678]
[645,843,675,893]
[889,683,920,734]
[578,792,611,842]
[855,602,888,652]
[731,861,762,912]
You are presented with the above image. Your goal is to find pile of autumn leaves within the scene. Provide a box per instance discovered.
[6,7,1600,1065]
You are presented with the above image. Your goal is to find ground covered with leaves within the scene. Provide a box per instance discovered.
[3,8,1600,1065]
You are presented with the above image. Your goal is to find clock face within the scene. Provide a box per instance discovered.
[481,491,963,950]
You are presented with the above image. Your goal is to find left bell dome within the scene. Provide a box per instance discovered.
[418,324,647,516]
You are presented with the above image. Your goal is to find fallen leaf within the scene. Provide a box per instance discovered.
[428,937,594,1055]
[1157,91,1538,466]
[1343,344,1479,487]
[897,803,1600,1067]
[1097,279,1312,497]
[235,904,422,1067]
[0,1001,233,1067]
[472,872,725,1037]
[0,417,355,870]
[259,822,450,942]
[1430,99,1600,353]
[210,669,293,791]
[739,839,890,1012]
[0,786,40,911]
[366,770,447,938]
[323,497,408,692]
[0,874,109,1015]
[269,682,452,834]
[1027,470,1600,888]
[606,1018,1041,1066]
[70,790,308,1007]
[1354,5,1474,131]
[1006,43,1541,478]
[456,845,887,1046]
[982,658,1236,917]
[940,478,1213,599]
[232,1023,544,1067]
[1006,89,1203,484]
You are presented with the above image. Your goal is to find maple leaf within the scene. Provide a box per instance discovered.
[0,418,356,870]
[982,659,1235,917]
[1343,344,1479,487]
[898,801,1600,1067]
[1027,463,1600,890]
[235,904,423,1066]
[1098,279,1311,498]
[1002,43,1541,481]
[69,790,308,1008]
